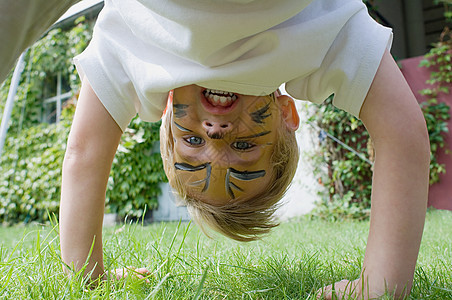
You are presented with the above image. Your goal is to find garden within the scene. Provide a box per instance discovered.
[1,1,452,299]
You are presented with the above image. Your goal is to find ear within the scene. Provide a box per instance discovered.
[276,95,300,131]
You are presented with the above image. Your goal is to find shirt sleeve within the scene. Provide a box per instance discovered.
[74,36,138,132]
[285,4,393,118]
[73,1,168,131]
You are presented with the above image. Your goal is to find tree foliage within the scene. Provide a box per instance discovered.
[0,18,92,224]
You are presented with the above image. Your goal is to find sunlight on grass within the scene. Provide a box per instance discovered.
[0,209,451,299]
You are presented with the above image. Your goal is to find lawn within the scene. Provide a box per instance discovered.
[0,209,451,299]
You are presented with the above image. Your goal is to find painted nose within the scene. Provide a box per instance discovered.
[202,120,233,139]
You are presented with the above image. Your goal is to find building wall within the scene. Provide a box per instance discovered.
[422,0,451,46]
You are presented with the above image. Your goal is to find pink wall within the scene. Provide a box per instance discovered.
[400,56,452,210]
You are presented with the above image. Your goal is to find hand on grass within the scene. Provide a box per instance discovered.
[108,267,151,283]
[316,279,360,300]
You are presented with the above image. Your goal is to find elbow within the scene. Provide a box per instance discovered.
[62,137,110,177]
[63,138,91,172]
[372,111,431,168]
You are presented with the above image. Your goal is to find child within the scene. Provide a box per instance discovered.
[2,0,430,298]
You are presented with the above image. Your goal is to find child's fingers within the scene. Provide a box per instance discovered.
[134,267,151,275]
[316,282,336,300]
[316,279,357,300]
[109,267,151,283]
[130,267,151,283]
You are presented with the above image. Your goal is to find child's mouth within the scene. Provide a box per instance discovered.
[201,89,240,115]
[203,89,237,107]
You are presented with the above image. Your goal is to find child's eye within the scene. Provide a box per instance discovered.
[185,136,205,146]
[232,141,255,151]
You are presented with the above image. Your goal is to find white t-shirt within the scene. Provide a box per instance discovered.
[75,0,392,131]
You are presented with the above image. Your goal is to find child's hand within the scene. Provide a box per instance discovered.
[316,279,360,300]
[108,267,151,283]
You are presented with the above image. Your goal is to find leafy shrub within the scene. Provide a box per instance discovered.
[107,118,167,220]
[0,17,92,224]
[0,105,167,224]
[310,101,450,221]
[307,98,373,221]
[420,100,450,184]
[0,17,167,223]
[0,110,72,223]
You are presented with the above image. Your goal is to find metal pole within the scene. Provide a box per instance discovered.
[0,51,27,158]
[56,72,62,123]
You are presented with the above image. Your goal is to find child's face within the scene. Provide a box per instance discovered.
[171,85,292,206]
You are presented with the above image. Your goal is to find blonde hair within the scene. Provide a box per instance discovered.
[160,93,299,242]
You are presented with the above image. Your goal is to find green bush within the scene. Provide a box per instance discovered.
[0,17,167,224]
[107,118,167,220]
[0,110,72,223]
[307,98,374,221]
[0,17,92,224]
[309,97,450,221]
[0,107,167,224]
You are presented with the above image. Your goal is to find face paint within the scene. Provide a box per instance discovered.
[249,101,271,124]
[173,104,189,118]
[225,168,266,199]
[173,121,192,132]
[236,131,271,140]
[175,162,266,199]
[174,162,212,192]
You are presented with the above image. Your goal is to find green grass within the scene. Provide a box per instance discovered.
[0,209,451,299]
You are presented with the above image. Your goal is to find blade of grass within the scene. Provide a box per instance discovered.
[146,273,171,299]
[193,266,209,300]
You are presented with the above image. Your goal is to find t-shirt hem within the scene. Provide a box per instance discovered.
[336,26,393,118]
[73,53,136,133]
[196,80,280,97]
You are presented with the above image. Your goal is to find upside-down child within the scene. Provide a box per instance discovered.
[1,0,430,299]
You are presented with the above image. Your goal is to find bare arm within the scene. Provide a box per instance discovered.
[359,50,430,298]
[59,78,122,279]
[320,51,430,299]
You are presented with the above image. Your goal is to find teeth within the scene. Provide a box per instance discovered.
[204,89,237,106]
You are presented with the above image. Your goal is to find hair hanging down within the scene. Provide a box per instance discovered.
[160,93,299,242]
